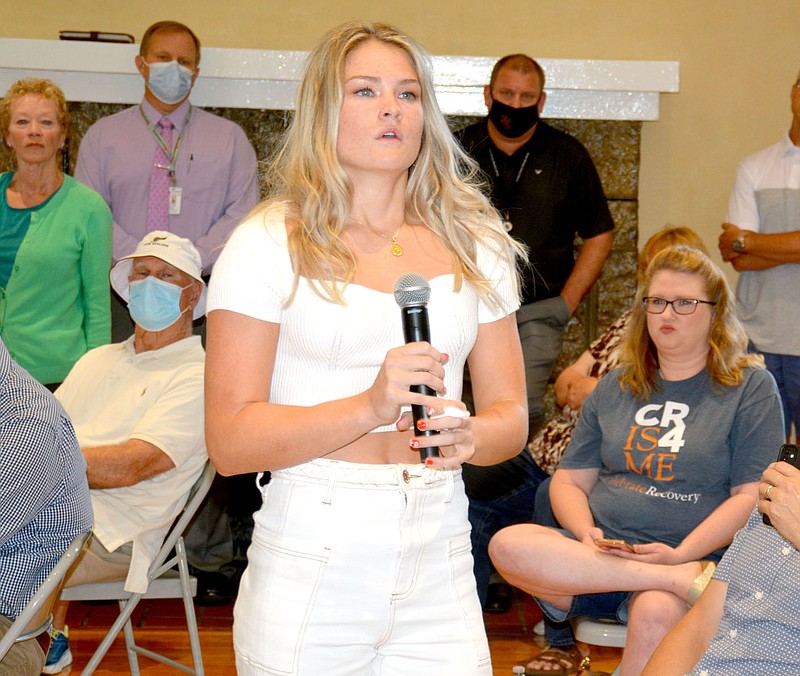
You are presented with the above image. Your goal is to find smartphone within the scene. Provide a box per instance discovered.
[777,444,800,468]
[594,537,635,553]
[763,444,800,526]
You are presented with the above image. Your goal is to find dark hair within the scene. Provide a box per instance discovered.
[489,54,546,91]
[140,21,201,66]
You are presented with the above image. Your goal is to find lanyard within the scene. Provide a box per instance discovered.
[488,148,530,228]
[488,148,530,184]
[139,105,192,185]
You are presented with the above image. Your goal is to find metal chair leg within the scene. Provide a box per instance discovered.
[81,593,144,675]
[177,538,204,676]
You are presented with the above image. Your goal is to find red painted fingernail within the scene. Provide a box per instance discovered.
[426,458,434,465]
[427,406,435,416]
[409,439,420,448]
[441,353,449,362]
[417,420,427,431]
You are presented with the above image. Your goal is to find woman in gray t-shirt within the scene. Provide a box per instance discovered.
[490,245,784,675]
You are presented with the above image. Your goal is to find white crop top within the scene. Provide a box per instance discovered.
[207,203,520,433]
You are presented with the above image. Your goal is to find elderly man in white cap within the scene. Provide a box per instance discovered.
[42,231,207,675]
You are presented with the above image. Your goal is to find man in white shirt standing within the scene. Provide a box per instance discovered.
[720,69,800,441]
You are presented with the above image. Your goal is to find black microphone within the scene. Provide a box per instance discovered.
[393,273,440,461]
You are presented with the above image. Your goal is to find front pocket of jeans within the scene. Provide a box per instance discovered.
[449,534,492,669]
[235,532,330,674]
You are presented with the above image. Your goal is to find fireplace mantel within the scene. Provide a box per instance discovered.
[0,38,678,121]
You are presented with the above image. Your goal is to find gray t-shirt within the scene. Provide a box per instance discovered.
[559,366,784,559]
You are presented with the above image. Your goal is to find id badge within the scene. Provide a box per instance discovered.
[168,186,183,215]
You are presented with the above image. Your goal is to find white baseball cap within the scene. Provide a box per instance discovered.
[109,231,206,318]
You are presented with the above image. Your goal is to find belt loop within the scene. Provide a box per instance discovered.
[323,463,336,505]
[255,471,269,499]
[444,470,454,503]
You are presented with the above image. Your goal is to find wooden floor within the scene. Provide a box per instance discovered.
[62,588,622,674]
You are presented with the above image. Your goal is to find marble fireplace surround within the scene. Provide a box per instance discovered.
[0,39,678,396]
[0,39,677,119]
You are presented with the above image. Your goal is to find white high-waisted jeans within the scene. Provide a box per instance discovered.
[233,459,492,676]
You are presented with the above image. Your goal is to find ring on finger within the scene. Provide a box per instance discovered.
[766,484,773,500]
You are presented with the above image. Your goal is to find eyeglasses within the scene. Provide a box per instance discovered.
[643,297,717,315]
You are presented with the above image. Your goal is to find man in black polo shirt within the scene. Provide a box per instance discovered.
[457,54,614,615]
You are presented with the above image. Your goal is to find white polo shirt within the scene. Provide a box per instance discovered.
[728,134,800,355]
[56,335,207,593]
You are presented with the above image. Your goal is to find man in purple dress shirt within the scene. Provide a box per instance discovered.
[75,21,258,607]
[75,20,258,274]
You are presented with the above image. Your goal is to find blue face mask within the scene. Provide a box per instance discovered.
[128,277,191,332]
[145,60,194,105]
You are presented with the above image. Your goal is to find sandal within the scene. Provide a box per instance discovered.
[512,644,590,675]
[687,560,716,607]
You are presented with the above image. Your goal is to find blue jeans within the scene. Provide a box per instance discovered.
[533,480,632,647]
[535,525,632,627]
[464,451,548,606]
[538,587,632,626]
[464,297,567,607]
[533,477,575,647]
[760,350,800,437]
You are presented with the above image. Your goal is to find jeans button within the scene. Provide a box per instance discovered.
[402,469,410,483]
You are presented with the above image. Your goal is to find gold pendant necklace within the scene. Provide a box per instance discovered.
[389,230,403,257]
[349,217,404,256]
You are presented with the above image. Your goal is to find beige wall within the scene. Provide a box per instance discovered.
[3,0,800,273]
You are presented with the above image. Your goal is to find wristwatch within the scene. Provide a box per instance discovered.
[731,232,747,252]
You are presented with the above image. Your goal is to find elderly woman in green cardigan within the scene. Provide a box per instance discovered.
[0,78,111,388]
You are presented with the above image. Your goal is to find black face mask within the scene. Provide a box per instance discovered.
[488,98,540,138]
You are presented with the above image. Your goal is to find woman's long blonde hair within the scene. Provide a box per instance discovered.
[261,20,524,308]
[618,244,763,398]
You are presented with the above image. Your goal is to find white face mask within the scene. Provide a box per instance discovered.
[145,60,194,105]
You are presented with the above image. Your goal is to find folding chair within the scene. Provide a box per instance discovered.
[61,461,216,676]
[0,530,91,661]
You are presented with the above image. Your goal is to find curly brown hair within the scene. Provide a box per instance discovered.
[0,78,70,144]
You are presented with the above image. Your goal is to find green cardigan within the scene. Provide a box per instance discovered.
[0,172,112,383]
